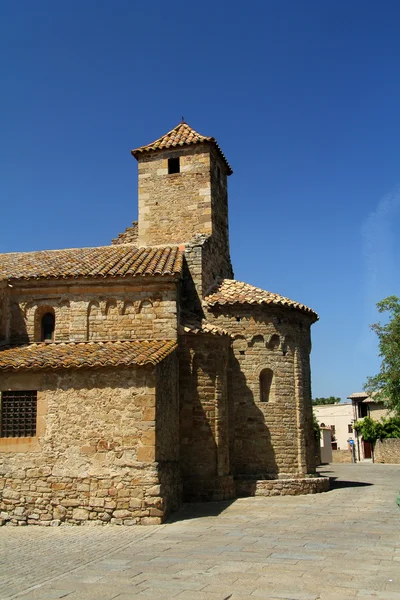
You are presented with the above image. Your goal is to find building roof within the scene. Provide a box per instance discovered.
[0,340,177,371]
[111,222,138,245]
[347,391,380,404]
[131,122,233,175]
[205,279,318,319]
[0,245,182,282]
[179,315,230,337]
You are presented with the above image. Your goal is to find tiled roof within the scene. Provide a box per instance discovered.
[131,122,233,175]
[0,245,183,282]
[179,315,230,337]
[111,222,138,245]
[347,391,380,403]
[205,279,318,319]
[0,340,177,371]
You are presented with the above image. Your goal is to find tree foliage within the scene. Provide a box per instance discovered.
[354,416,400,444]
[365,295,400,414]
[312,396,341,406]
[312,411,321,442]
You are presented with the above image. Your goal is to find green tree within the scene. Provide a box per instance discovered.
[312,411,321,442]
[354,416,400,443]
[312,396,341,405]
[354,417,380,443]
[365,295,400,414]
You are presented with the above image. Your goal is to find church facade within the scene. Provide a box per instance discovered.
[0,123,327,526]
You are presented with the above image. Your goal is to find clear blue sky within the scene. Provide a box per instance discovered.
[1,1,400,401]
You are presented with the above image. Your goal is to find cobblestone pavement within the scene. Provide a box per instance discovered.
[1,463,399,600]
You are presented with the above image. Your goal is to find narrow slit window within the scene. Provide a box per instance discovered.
[260,368,273,403]
[168,157,180,174]
[41,312,55,341]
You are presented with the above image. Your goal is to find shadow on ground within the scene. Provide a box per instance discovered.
[327,476,373,489]
[166,499,236,522]
[317,467,374,490]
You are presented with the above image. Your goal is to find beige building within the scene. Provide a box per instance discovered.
[0,122,327,527]
[347,392,390,461]
[313,403,354,451]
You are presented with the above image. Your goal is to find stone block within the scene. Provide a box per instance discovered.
[141,516,162,525]
[137,446,156,462]
[72,508,89,521]
[129,498,142,509]
[53,505,67,520]
[147,484,161,496]
[113,509,132,519]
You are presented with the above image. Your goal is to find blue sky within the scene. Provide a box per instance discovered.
[1,0,400,401]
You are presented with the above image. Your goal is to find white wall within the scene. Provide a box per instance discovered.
[314,404,354,450]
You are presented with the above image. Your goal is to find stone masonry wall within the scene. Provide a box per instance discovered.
[206,304,316,478]
[0,361,179,526]
[374,438,400,464]
[155,353,181,515]
[331,449,353,463]
[137,145,213,247]
[369,403,391,421]
[178,333,235,501]
[0,287,8,344]
[5,281,177,344]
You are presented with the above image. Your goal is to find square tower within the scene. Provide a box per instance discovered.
[131,122,233,250]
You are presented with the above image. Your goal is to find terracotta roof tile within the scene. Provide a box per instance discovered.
[111,222,138,245]
[179,315,230,337]
[347,391,380,403]
[205,279,318,320]
[0,245,183,282]
[0,340,177,371]
[131,122,233,175]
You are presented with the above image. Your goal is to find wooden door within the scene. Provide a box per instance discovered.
[363,440,372,459]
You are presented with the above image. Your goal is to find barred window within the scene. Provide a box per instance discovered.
[0,391,37,438]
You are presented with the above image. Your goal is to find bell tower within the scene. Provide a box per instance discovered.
[131,122,234,297]
[131,122,231,242]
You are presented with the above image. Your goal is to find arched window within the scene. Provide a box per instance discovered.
[41,312,55,341]
[267,334,280,350]
[260,368,273,403]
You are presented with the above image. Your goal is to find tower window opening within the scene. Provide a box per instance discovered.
[168,157,180,174]
[41,312,55,342]
[259,368,273,403]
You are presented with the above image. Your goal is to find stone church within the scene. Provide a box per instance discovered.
[0,122,327,526]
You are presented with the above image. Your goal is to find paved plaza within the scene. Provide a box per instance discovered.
[1,463,399,600]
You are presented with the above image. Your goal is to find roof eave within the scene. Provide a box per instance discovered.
[2,272,182,286]
[131,140,233,176]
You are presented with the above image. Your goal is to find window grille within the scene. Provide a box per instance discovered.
[0,391,37,437]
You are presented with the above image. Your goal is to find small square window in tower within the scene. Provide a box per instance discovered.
[168,157,180,174]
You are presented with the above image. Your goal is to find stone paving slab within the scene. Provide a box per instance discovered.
[0,464,399,600]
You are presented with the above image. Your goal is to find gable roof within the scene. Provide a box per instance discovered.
[131,122,233,175]
[0,339,177,371]
[205,279,318,320]
[0,245,183,282]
